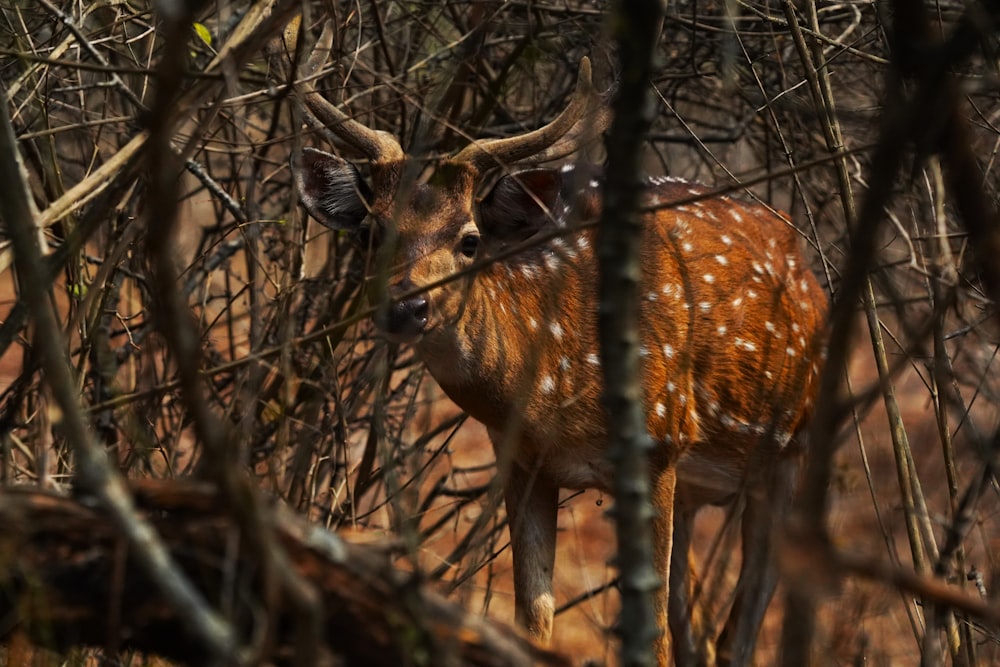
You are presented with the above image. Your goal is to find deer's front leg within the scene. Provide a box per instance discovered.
[503,463,559,643]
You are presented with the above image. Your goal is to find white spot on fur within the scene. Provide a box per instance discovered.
[656,402,666,418]
[735,338,757,352]
[541,376,555,394]
[552,237,576,260]
[663,344,675,359]
[715,255,728,265]
[528,317,538,330]
[703,274,715,284]
[587,353,600,366]
[550,322,564,339]
[560,356,571,370]
[721,235,732,246]
[717,325,727,336]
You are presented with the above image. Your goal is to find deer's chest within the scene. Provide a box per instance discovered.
[434,367,613,490]
[487,425,615,492]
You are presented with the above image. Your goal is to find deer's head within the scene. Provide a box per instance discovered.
[294,59,597,344]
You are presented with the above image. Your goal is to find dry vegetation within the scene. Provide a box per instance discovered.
[1,0,1000,665]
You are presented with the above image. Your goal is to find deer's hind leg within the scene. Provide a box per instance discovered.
[717,451,799,667]
[648,464,679,666]
[670,505,717,667]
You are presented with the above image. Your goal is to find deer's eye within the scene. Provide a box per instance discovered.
[459,233,480,258]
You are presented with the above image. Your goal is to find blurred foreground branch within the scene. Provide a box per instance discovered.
[0,480,570,667]
[598,1,665,666]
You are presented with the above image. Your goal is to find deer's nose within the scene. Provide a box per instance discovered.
[377,289,429,343]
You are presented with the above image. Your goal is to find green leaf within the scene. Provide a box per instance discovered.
[193,22,212,47]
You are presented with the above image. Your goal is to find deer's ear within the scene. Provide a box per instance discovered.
[479,169,564,241]
[295,147,372,230]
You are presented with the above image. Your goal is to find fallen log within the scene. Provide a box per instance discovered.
[0,479,570,666]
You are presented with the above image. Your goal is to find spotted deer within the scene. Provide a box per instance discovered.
[292,55,827,666]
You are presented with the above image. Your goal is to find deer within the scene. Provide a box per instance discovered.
[290,45,827,666]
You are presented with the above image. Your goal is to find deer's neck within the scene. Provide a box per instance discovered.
[416,231,599,431]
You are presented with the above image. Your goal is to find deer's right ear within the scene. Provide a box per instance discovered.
[478,169,564,242]
[294,147,372,230]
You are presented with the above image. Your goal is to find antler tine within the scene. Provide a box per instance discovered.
[296,21,404,163]
[529,104,612,164]
[453,57,595,172]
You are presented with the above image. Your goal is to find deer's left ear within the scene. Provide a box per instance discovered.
[294,147,373,231]
[478,169,564,242]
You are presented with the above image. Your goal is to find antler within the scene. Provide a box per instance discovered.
[453,58,595,172]
[528,104,612,164]
[294,21,404,163]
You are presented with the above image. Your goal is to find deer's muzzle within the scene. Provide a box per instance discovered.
[376,291,429,343]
